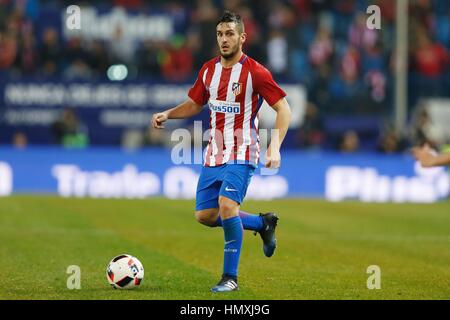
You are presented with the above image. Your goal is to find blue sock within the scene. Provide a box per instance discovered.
[239,211,264,231]
[214,211,263,231]
[222,216,243,278]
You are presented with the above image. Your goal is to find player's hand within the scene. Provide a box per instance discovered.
[265,147,281,169]
[151,112,168,129]
[412,143,437,167]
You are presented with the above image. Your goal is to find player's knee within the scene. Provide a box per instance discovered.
[218,197,238,215]
[194,210,217,226]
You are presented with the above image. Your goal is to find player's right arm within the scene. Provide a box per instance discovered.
[152,63,209,129]
[412,144,450,167]
[151,98,203,129]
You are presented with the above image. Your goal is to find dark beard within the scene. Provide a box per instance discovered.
[220,45,239,60]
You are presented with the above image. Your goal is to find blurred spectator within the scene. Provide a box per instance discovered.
[191,0,219,64]
[410,0,434,31]
[412,29,449,77]
[63,37,93,79]
[341,46,360,80]
[348,12,378,51]
[329,47,362,108]
[377,128,407,154]
[240,6,265,62]
[136,40,164,77]
[14,29,38,74]
[296,102,325,149]
[39,27,63,76]
[266,29,288,76]
[309,63,332,108]
[12,132,28,149]
[63,58,93,80]
[339,130,360,153]
[185,31,203,70]
[290,0,313,21]
[51,107,89,148]
[364,70,386,103]
[160,34,194,82]
[268,1,297,30]
[87,40,110,78]
[361,42,384,74]
[309,26,334,68]
[64,37,87,65]
[412,28,450,97]
[333,0,357,38]
[0,31,17,69]
[109,24,136,64]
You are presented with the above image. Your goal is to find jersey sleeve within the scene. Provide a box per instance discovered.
[188,64,209,106]
[253,64,286,106]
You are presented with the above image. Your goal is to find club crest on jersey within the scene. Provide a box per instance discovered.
[232,82,242,96]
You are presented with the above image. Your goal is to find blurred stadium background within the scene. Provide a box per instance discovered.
[1,0,450,300]
[0,0,449,201]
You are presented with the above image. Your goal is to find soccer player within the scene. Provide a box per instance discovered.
[412,144,450,167]
[151,11,292,292]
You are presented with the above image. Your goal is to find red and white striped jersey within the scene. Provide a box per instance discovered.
[188,54,286,167]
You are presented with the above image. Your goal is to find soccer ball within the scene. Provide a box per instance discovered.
[106,254,144,289]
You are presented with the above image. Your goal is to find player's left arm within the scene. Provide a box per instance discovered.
[266,98,291,168]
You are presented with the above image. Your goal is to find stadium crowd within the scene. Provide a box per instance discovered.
[1,0,450,152]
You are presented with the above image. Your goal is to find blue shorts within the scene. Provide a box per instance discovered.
[195,164,255,211]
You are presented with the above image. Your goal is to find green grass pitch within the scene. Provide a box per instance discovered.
[0,195,449,300]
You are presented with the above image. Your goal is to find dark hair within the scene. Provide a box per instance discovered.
[216,11,244,34]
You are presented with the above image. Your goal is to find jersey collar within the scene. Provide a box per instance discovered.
[215,53,248,66]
